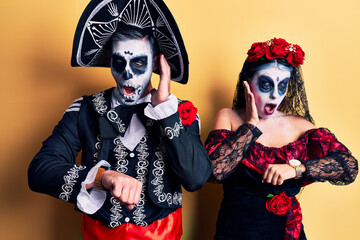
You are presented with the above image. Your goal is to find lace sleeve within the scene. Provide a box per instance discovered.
[205,123,262,182]
[303,151,358,185]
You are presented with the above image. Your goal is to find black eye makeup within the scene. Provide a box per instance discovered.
[258,76,274,93]
[257,75,290,96]
[111,54,148,76]
[130,56,148,75]
[278,78,289,95]
[111,54,126,74]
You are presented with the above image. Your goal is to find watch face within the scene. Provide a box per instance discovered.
[289,159,301,167]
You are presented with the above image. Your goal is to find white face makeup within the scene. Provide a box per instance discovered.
[111,38,154,105]
[249,67,291,119]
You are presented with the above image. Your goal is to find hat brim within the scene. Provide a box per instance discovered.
[71,0,189,84]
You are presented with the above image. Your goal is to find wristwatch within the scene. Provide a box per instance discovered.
[288,159,303,179]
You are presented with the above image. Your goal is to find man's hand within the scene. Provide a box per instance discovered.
[151,54,171,106]
[243,81,259,126]
[101,170,142,210]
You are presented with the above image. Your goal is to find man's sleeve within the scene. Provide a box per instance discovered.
[145,95,212,192]
[28,97,90,203]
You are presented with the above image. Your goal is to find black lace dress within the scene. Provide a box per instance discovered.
[205,124,358,240]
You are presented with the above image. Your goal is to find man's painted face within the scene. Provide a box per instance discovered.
[249,67,291,119]
[111,38,154,105]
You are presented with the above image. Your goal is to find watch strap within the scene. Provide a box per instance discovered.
[95,167,106,190]
[294,166,303,179]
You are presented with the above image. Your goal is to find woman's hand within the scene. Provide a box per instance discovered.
[151,54,171,106]
[243,81,259,126]
[262,164,297,185]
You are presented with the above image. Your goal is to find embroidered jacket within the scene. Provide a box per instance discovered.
[28,88,211,227]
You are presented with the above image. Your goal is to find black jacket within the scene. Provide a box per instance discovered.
[28,88,211,227]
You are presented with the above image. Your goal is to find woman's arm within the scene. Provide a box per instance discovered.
[263,152,358,186]
[303,151,358,185]
[263,127,358,186]
[206,82,262,182]
[207,122,262,182]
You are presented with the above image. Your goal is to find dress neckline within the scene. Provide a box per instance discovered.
[213,127,327,151]
[254,128,320,150]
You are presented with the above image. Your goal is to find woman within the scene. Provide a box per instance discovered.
[205,38,358,240]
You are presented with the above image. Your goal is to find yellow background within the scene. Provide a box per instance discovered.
[1,0,360,239]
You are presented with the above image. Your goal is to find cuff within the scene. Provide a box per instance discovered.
[76,160,110,214]
[144,94,178,120]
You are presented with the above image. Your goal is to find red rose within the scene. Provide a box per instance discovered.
[178,101,198,125]
[266,38,289,60]
[246,38,305,66]
[287,44,305,66]
[265,192,292,215]
[247,42,266,61]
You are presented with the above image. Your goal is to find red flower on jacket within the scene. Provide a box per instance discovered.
[178,101,197,125]
[266,192,292,215]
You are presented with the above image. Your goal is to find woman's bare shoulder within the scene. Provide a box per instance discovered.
[213,108,244,131]
[288,115,316,133]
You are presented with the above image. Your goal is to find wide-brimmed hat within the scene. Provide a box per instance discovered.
[71,0,189,84]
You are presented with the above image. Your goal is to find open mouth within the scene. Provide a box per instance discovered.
[122,86,135,96]
[264,103,277,115]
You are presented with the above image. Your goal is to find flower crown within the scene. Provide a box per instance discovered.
[246,38,305,66]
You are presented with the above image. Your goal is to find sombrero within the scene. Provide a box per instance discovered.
[71,0,189,84]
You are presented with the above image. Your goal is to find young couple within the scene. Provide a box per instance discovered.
[28,0,358,239]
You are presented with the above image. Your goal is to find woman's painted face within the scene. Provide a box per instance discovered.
[249,67,291,119]
[111,38,154,105]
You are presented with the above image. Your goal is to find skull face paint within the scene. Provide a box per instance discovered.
[249,67,291,119]
[111,38,154,105]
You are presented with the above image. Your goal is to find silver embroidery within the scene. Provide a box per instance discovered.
[65,97,83,113]
[92,91,107,115]
[108,136,129,227]
[120,0,152,29]
[146,119,155,127]
[59,165,86,201]
[93,135,102,165]
[133,134,149,226]
[109,197,123,228]
[163,119,183,139]
[107,110,126,134]
[173,192,182,205]
[151,144,182,206]
[153,30,178,60]
[114,136,129,173]
[107,1,119,17]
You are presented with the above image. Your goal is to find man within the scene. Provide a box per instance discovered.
[28,0,211,239]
